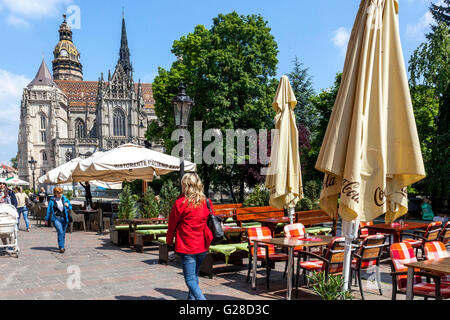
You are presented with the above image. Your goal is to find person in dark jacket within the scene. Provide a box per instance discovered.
[79,181,93,209]
[0,179,17,208]
[166,173,214,300]
[45,186,72,253]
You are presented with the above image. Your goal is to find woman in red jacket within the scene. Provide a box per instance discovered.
[166,173,213,300]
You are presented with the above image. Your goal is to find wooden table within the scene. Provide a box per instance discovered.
[75,209,100,232]
[252,235,332,300]
[366,221,429,243]
[222,226,247,242]
[405,257,450,300]
[254,216,291,237]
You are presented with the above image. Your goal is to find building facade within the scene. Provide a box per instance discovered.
[17,15,158,188]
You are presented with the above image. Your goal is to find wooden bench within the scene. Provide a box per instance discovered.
[296,210,337,236]
[235,206,284,228]
[110,225,130,246]
[199,243,249,279]
[134,227,168,253]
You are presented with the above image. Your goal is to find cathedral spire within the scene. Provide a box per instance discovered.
[118,13,132,75]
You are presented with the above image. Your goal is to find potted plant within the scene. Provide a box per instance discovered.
[307,271,353,300]
[118,184,137,221]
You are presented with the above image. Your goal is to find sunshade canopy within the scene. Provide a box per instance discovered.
[265,75,303,209]
[71,143,196,183]
[315,0,425,223]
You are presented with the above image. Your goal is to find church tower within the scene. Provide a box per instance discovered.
[52,14,83,81]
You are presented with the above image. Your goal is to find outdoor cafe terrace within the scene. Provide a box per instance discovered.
[1,199,448,301]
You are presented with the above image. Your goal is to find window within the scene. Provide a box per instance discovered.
[39,114,47,143]
[113,108,125,136]
[42,151,47,162]
[90,120,97,138]
[75,118,85,138]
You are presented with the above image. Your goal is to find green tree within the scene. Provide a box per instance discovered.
[307,73,342,182]
[118,184,137,220]
[146,12,279,201]
[10,155,18,169]
[430,0,450,33]
[140,187,160,219]
[409,23,450,208]
[288,56,317,132]
[159,180,180,218]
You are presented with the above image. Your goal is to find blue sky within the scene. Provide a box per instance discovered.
[0,0,440,164]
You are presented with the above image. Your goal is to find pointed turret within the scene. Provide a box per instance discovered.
[118,14,132,75]
[28,59,56,88]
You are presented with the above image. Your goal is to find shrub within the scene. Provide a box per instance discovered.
[159,180,180,218]
[244,184,270,207]
[64,190,73,201]
[118,185,137,220]
[307,271,353,300]
[140,187,160,219]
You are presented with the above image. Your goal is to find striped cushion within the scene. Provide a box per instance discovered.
[410,283,450,298]
[352,258,378,269]
[284,223,306,251]
[424,241,450,283]
[403,238,423,247]
[299,260,343,274]
[247,227,275,256]
[390,242,422,289]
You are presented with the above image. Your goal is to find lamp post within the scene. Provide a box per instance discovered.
[28,157,37,194]
[172,84,194,189]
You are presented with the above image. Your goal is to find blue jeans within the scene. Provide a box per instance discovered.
[17,207,30,230]
[179,251,208,300]
[53,216,68,249]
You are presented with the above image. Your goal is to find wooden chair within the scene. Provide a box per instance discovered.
[35,205,47,225]
[351,234,387,300]
[401,221,443,259]
[423,241,450,286]
[246,227,288,290]
[70,209,87,232]
[439,221,450,247]
[296,237,353,298]
[389,241,450,300]
[295,210,337,236]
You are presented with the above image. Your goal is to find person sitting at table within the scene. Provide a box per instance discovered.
[45,186,72,253]
[37,187,48,204]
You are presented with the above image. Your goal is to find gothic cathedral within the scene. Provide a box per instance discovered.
[17,14,157,187]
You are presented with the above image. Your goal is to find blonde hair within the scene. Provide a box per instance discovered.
[53,186,63,195]
[181,173,206,208]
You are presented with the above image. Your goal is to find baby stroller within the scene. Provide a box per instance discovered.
[0,203,19,257]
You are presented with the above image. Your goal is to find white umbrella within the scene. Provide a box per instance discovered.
[315,0,425,291]
[71,143,196,182]
[265,75,303,224]
[38,153,122,187]
[6,178,30,186]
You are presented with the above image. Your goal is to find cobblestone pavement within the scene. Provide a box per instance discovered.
[0,218,441,300]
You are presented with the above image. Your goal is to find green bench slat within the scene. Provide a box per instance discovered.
[136,224,168,230]
[209,243,249,264]
[135,229,168,236]
[305,226,332,235]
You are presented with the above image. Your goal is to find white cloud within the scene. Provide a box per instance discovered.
[6,14,31,29]
[406,11,435,39]
[0,69,30,163]
[0,0,72,28]
[331,27,350,56]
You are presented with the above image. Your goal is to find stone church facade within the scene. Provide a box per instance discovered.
[17,15,158,188]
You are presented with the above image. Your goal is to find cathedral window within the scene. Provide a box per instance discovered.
[39,114,47,143]
[113,108,126,136]
[42,151,47,162]
[75,118,85,138]
[90,120,97,138]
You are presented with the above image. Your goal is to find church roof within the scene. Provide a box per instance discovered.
[28,59,56,88]
[54,80,154,109]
